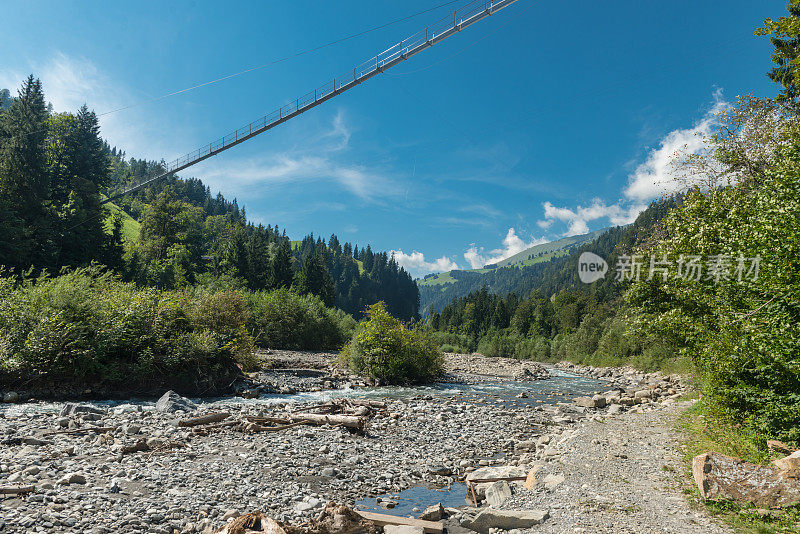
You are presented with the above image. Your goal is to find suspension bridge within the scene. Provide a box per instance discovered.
[102,0,521,205]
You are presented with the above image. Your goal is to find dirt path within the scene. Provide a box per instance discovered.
[504,401,731,533]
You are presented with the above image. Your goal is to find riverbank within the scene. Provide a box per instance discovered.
[0,352,726,533]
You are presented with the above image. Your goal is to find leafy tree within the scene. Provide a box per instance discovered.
[340,302,443,384]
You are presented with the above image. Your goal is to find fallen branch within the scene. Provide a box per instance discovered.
[121,438,149,455]
[177,412,230,428]
[0,485,35,495]
[288,413,366,431]
[45,426,115,436]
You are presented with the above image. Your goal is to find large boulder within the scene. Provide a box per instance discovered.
[155,391,197,413]
[485,480,512,507]
[693,452,800,508]
[465,466,526,500]
[417,503,445,521]
[773,450,800,472]
[462,509,549,533]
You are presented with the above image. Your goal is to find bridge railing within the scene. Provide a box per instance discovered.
[118,0,509,195]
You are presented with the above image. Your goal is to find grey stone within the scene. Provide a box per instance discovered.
[57,472,86,485]
[418,503,445,521]
[462,509,549,533]
[485,480,512,507]
[155,391,197,413]
[543,473,565,489]
[2,391,20,403]
[574,396,596,408]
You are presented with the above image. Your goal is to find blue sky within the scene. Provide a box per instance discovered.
[0,0,785,277]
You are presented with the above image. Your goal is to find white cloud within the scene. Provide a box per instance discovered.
[0,52,185,160]
[539,199,644,237]
[390,250,461,278]
[462,228,548,269]
[537,92,728,236]
[624,92,728,202]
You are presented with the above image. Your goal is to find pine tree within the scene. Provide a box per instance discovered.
[294,252,335,307]
[0,76,51,270]
[269,239,294,289]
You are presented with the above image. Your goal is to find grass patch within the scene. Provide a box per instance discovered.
[677,400,800,533]
[103,199,140,244]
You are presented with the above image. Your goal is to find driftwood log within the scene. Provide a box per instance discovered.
[288,413,366,431]
[177,412,230,428]
[0,485,35,495]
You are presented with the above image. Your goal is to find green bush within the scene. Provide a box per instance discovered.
[430,331,473,353]
[341,302,443,384]
[245,287,355,351]
[476,331,518,358]
[0,267,248,388]
[513,335,552,360]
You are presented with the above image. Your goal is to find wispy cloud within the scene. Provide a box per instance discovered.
[196,112,401,204]
[390,250,461,278]
[537,91,728,236]
[463,227,548,269]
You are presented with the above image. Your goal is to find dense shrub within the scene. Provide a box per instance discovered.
[341,302,443,384]
[0,267,249,389]
[245,287,356,351]
[476,331,518,358]
[430,331,474,353]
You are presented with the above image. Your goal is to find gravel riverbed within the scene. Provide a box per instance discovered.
[0,354,728,534]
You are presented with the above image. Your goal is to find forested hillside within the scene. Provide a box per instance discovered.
[426,198,680,368]
[0,76,418,321]
[420,200,675,315]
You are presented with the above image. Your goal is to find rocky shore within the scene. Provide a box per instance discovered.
[0,353,726,533]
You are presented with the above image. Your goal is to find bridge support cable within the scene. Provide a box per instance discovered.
[103,0,520,205]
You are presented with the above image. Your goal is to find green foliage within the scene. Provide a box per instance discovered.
[245,287,355,351]
[341,302,443,384]
[0,267,248,388]
[0,78,121,273]
[294,252,335,307]
[429,331,474,353]
[630,115,800,442]
[756,0,800,103]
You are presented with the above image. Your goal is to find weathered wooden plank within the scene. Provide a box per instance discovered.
[356,511,443,533]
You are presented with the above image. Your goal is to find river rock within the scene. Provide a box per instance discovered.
[543,473,565,489]
[693,451,800,508]
[462,509,549,533]
[57,472,86,485]
[466,466,526,500]
[155,390,197,413]
[573,396,596,408]
[2,391,20,403]
[418,503,445,521]
[485,480,512,507]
